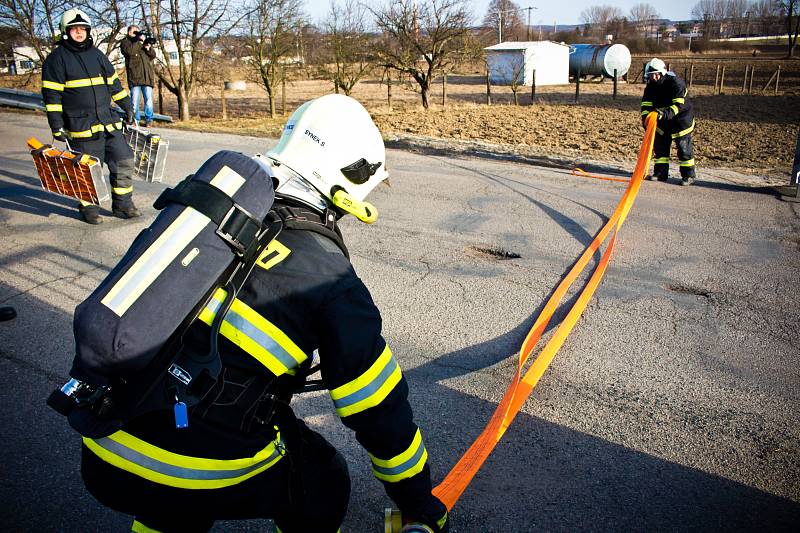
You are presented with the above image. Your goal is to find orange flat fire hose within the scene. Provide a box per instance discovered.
[571,167,630,183]
[432,113,658,510]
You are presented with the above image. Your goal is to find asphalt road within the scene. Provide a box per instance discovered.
[1,111,799,532]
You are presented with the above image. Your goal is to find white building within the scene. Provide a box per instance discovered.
[485,41,570,86]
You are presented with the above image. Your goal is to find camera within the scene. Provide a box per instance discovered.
[135,30,157,46]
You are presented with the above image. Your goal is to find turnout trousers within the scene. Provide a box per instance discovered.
[70,132,136,209]
[653,132,696,179]
[81,420,351,533]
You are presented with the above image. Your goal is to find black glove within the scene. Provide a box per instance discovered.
[125,109,135,125]
[403,497,449,533]
[52,129,66,142]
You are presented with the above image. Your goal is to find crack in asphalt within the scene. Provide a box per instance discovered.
[0,264,105,305]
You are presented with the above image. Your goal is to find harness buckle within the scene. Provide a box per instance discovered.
[215,203,260,257]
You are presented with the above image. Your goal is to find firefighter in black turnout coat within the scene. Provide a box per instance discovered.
[42,8,141,224]
[78,95,450,533]
[640,58,697,185]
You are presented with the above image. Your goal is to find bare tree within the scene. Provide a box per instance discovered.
[75,0,137,57]
[0,0,64,63]
[318,0,373,96]
[482,0,524,43]
[371,0,473,110]
[629,3,660,36]
[143,0,247,121]
[507,54,524,105]
[779,0,800,56]
[691,0,727,38]
[244,0,304,118]
[579,5,624,36]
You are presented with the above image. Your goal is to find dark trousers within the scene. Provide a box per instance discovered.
[81,420,350,533]
[653,132,696,179]
[71,132,135,207]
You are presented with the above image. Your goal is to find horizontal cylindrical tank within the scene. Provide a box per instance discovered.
[569,43,631,78]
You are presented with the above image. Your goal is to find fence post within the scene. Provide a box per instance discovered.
[158,79,164,115]
[642,62,647,84]
[486,68,491,105]
[762,69,778,93]
[684,66,688,82]
[742,65,748,93]
[613,68,618,99]
[281,77,286,116]
[689,63,694,91]
[531,69,536,104]
[714,64,720,94]
[775,65,781,95]
[719,66,726,94]
[221,85,227,120]
[387,72,392,110]
[748,65,754,94]
[575,70,581,102]
[442,73,447,107]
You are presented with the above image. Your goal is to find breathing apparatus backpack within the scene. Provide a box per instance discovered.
[48,150,283,438]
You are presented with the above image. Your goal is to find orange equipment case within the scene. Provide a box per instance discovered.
[27,137,109,205]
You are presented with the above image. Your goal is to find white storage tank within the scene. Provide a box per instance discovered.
[568,43,631,79]
[485,41,570,86]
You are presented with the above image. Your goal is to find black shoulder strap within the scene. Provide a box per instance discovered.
[154,179,264,259]
[273,205,349,258]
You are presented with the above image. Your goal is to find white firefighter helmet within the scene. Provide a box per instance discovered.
[644,58,667,80]
[266,94,388,223]
[60,8,92,34]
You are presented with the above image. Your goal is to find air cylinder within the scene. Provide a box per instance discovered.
[569,43,631,78]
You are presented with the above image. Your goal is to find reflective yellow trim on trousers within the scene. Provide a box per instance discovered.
[65,76,106,88]
[42,80,65,91]
[84,430,284,489]
[679,158,695,167]
[45,103,63,112]
[131,520,162,533]
[199,287,307,376]
[671,120,695,139]
[369,428,428,482]
[653,157,670,164]
[330,344,402,417]
[113,186,134,195]
[112,89,129,101]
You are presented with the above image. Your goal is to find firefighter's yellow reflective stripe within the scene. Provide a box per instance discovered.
[641,101,652,107]
[369,428,428,482]
[79,199,93,207]
[101,166,246,316]
[107,72,120,84]
[256,239,291,272]
[671,120,695,139]
[669,105,679,115]
[653,157,670,164]
[68,124,107,138]
[672,97,685,104]
[199,287,307,376]
[113,186,133,195]
[42,80,65,91]
[132,520,162,533]
[679,158,695,167]
[45,103,63,112]
[112,89,129,101]
[83,430,284,489]
[330,344,401,417]
[640,110,650,116]
[65,76,106,88]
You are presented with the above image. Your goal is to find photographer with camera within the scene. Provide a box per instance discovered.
[121,24,156,127]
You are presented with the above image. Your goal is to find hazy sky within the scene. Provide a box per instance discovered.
[302,1,698,26]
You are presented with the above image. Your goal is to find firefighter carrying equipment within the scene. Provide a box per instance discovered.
[58,151,277,437]
[266,94,387,220]
[640,70,694,139]
[27,136,109,205]
[42,29,132,142]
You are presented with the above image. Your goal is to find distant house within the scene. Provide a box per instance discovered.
[11,46,41,74]
[485,41,570,86]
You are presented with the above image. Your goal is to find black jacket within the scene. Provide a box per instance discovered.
[87,201,443,521]
[640,73,695,138]
[41,39,132,140]
[121,36,157,87]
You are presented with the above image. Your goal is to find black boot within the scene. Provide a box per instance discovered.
[681,176,695,186]
[112,199,142,219]
[79,204,103,225]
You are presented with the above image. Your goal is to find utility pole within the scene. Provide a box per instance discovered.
[522,6,537,41]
